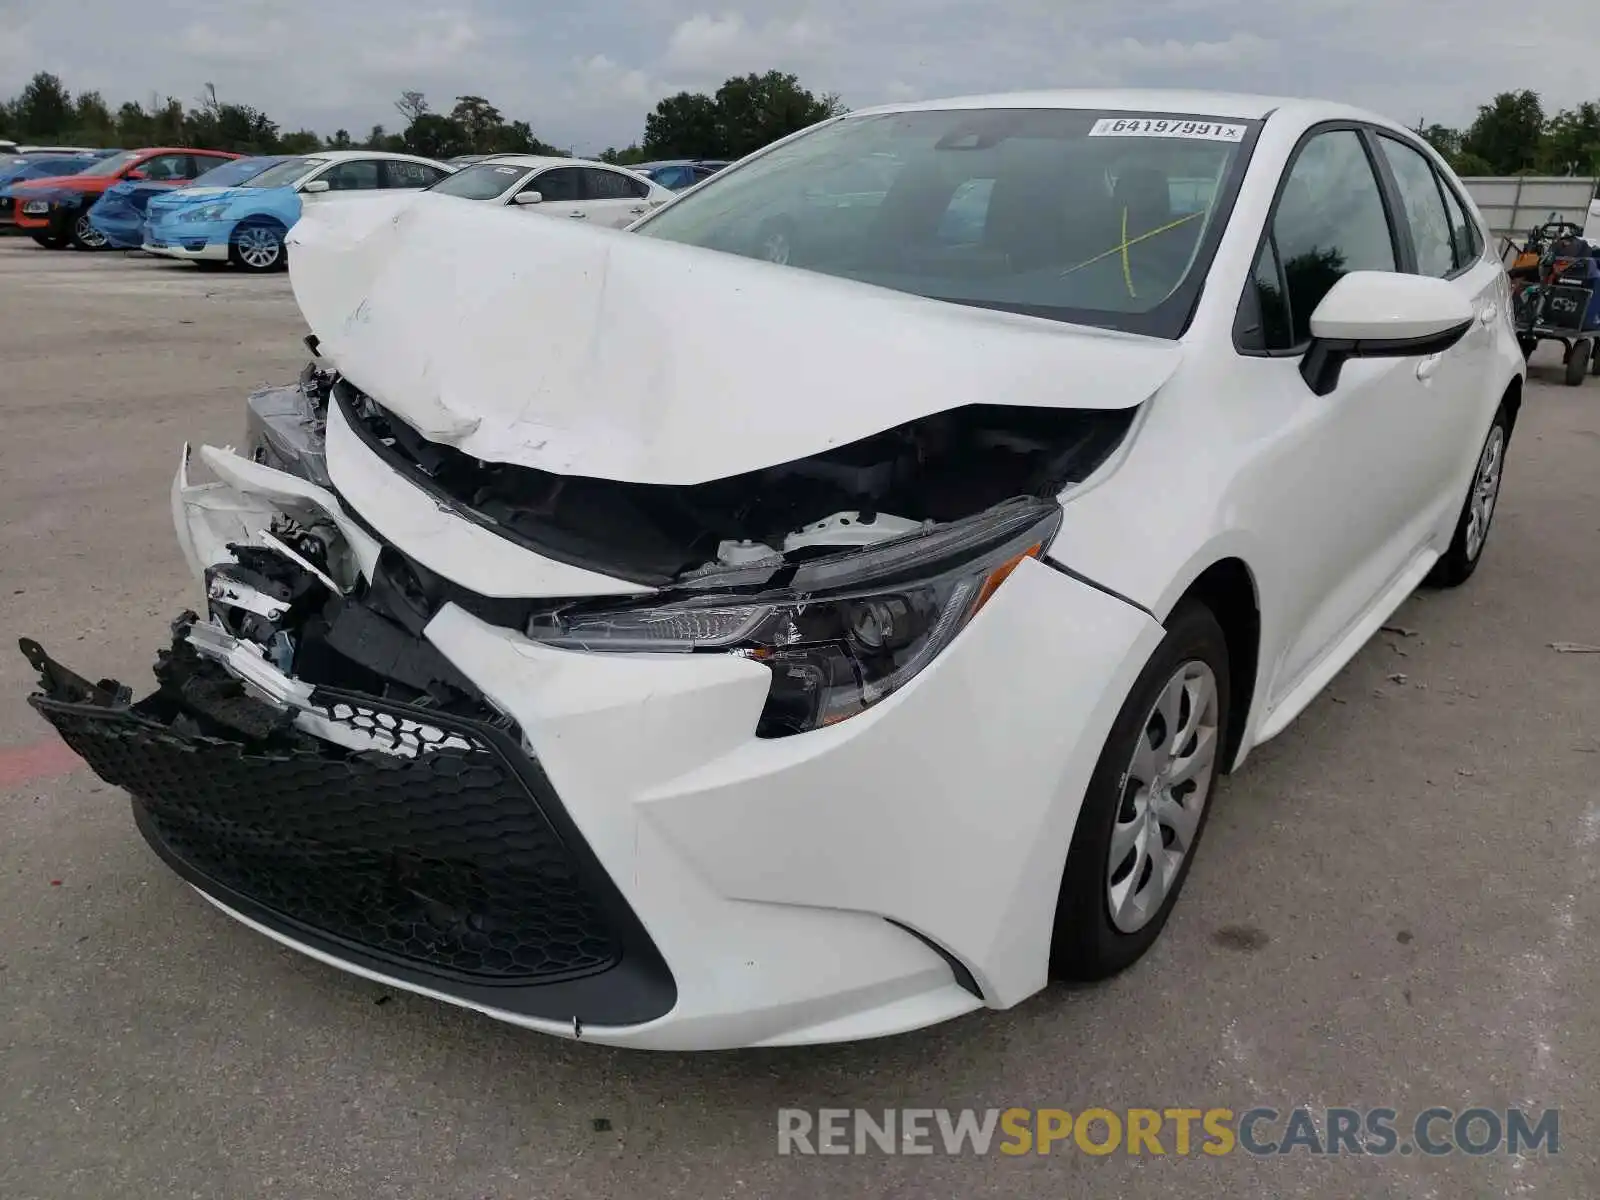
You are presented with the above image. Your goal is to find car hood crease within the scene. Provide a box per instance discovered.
[287,192,1184,485]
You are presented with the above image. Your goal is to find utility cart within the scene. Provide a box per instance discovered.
[1505,217,1600,385]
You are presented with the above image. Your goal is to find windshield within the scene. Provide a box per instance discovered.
[83,150,143,177]
[427,162,528,199]
[633,108,1257,335]
[192,157,278,188]
[242,157,326,189]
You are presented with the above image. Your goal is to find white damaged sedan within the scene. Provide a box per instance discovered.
[24,90,1524,1050]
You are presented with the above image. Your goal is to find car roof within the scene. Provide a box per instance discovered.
[465,154,649,174]
[296,149,449,164]
[846,88,1397,129]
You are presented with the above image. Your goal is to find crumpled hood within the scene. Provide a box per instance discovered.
[288,192,1183,486]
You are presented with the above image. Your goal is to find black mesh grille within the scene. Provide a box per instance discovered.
[34,693,621,984]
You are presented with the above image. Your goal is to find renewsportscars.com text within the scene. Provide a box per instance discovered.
[777,1106,1560,1157]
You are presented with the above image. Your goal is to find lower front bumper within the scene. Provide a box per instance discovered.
[22,632,677,1029]
[144,217,232,260]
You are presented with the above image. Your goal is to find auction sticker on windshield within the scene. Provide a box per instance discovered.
[1089,118,1246,141]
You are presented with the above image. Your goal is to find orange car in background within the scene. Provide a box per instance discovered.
[12,147,241,249]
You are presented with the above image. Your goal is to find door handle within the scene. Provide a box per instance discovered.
[1416,354,1441,381]
[567,210,587,219]
[1479,304,1498,326]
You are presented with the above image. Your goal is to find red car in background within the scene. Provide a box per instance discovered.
[12,147,241,249]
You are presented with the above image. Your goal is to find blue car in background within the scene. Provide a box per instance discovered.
[88,155,285,249]
[0,154,98,228]
[143,150,453,272]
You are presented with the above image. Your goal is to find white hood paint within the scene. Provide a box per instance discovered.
[287,192,1182,486]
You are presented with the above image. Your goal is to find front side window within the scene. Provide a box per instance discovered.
[320,160,380,191]
[136,153,190,181]
[1377,136,1456,278]
[1266,129,1397,346]
[633,108,1259,335]
[191,157,273,188]
[530,167,582,202]
[243,158,326,189]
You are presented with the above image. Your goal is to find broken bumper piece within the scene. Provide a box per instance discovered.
[20,629,676,1029]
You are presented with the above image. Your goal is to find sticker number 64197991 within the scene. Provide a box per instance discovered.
[1088,117,1247,142]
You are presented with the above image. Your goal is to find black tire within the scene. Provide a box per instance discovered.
[228,219,287,273]
[1049,601,1231,981]
[1565,339,1591,386]
[1591,346,1600,377]
[1425,403,1510,588]
[69,210,108,251]
[30,232,67,250]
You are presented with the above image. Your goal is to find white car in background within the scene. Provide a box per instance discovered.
[28,90,1524,1050]
[424,154,674,228]
[142,150,455,271]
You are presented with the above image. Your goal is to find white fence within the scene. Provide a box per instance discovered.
[1459,176,1600,242]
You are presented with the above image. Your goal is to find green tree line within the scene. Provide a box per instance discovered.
[0,68,844,164]
[1416,90,1599,176]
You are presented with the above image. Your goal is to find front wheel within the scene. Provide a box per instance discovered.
[228,220,287,272]
[70,212,108,251]
[1049,601,1231,981]
[30,232,68,250]
[1425,403,1509,588]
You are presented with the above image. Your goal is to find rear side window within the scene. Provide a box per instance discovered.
[383,160,447,189]
[1376,136,1456,278]
[1251,129,1398,348]
[1437,177,1483,268]
[584,168,649,200]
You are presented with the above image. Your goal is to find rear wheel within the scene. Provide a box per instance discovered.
[1426,403,1509,588]
[70,212,108,251]
[1565,339,1591,386]
[1050,601,1230,981]
[229,220,287,272]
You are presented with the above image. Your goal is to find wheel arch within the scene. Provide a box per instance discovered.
[1166,557,1261,774]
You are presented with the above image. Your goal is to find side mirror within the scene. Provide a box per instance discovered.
[300,179,330,194]
[1301,272,1475,396]
[513,190,543,205]
[124,169,146,181]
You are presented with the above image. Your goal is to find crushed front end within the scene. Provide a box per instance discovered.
[24,352,1163,1049]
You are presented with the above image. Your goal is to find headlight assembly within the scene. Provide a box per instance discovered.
[526,498,1062,736]
[182,204,231,222]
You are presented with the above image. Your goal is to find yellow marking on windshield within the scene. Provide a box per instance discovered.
[1061,209,1206,279]
[1120,207,1135,298]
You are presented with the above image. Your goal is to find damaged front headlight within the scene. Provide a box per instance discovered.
[526,499,1061,737]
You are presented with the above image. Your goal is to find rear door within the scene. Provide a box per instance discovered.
[1368,131,1503,540]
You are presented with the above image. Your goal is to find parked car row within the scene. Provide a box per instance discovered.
[2,147,678,271]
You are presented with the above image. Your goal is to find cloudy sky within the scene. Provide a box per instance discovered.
[2,1,1594,154]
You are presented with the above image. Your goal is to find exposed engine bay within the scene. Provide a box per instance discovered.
[334,376,1135,585]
